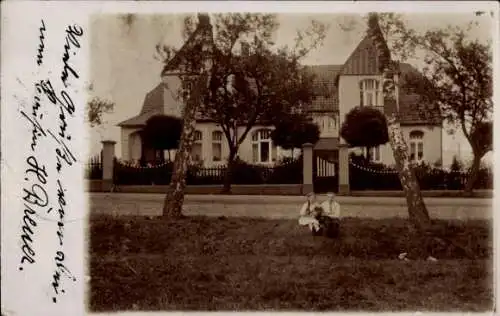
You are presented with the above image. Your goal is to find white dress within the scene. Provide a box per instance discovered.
[298,201,321,231]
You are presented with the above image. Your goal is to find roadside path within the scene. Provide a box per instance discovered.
[89,193,492,220]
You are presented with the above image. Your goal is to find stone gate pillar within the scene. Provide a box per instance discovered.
[338,143,350,195]
[302,143,314,194]
[101,140,116,192]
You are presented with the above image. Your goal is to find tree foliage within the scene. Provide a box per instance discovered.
[86,97,114,127]
[340,106,389,149]
[141,114,183,151]
[271,114,320,150]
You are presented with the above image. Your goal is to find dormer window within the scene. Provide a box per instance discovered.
[359,79,382,106]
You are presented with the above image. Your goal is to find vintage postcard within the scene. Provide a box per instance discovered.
[1,1,498,315]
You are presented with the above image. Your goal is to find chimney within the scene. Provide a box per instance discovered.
[240,42,250,56]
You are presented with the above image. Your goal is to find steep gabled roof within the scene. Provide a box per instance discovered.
[338,26,391,76]
[118,83,164,127]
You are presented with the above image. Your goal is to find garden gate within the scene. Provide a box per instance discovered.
[313,150,338,193]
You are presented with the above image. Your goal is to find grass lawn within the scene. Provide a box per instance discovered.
[89,215,493,312]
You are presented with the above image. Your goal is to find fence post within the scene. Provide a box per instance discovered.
[302,143,314,194]
[338,143,350,195]
[101,140,116,192]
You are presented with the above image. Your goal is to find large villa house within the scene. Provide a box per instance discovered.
[118,20,442,169]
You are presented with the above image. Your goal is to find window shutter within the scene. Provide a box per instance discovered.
[272,144,277,162]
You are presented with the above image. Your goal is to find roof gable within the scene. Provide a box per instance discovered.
[118,83,164,127]
[339,32,391,76]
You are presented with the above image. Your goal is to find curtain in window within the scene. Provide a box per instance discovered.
[191,130,203,162]
[417,142,424,161]
[191,143,202,161]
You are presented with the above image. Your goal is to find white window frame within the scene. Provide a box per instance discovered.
[191,130,203,162]
[363,146,381,162]
[409,131,424,163]
[252,129,273,164]
[212,131,223,162]
[313,115,335,136]
[359,79,382,107]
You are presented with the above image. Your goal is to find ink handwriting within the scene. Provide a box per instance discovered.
[18,21,82,304]
[36,20,46,66]
[61,25,83,87]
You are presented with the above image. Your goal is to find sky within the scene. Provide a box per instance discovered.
[88,12,494,166]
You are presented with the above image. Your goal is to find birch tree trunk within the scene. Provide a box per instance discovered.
[162,14,214,218]
[163,73,211,217]
[386,114,431,230]
[383,71,431,231]
[366,13,431,231]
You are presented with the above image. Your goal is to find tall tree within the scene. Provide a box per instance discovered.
[376,13,493,194]
[162,14,215,218]
[366,13,431,230]
[340,106,389,161]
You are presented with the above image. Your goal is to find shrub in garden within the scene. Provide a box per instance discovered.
[230,158,265,185]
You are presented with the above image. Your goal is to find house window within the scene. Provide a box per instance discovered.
[191,130,202,162]
[409,130,424,162]
[364,146,381,162]
[212,131,223,162]
[252,129,273,163]
[329,117,335,130]
[359,79,381,106]
[326,116,336,133]
[182,80,193,100]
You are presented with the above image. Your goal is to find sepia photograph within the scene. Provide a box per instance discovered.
[84,8,493,313]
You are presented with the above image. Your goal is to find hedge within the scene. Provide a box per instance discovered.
[348,154,493,191]
[113,157,303,186]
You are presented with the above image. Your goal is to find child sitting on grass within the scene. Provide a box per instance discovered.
[298,192,321,233]
[299,192,340,238]
[319,192,341,238]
